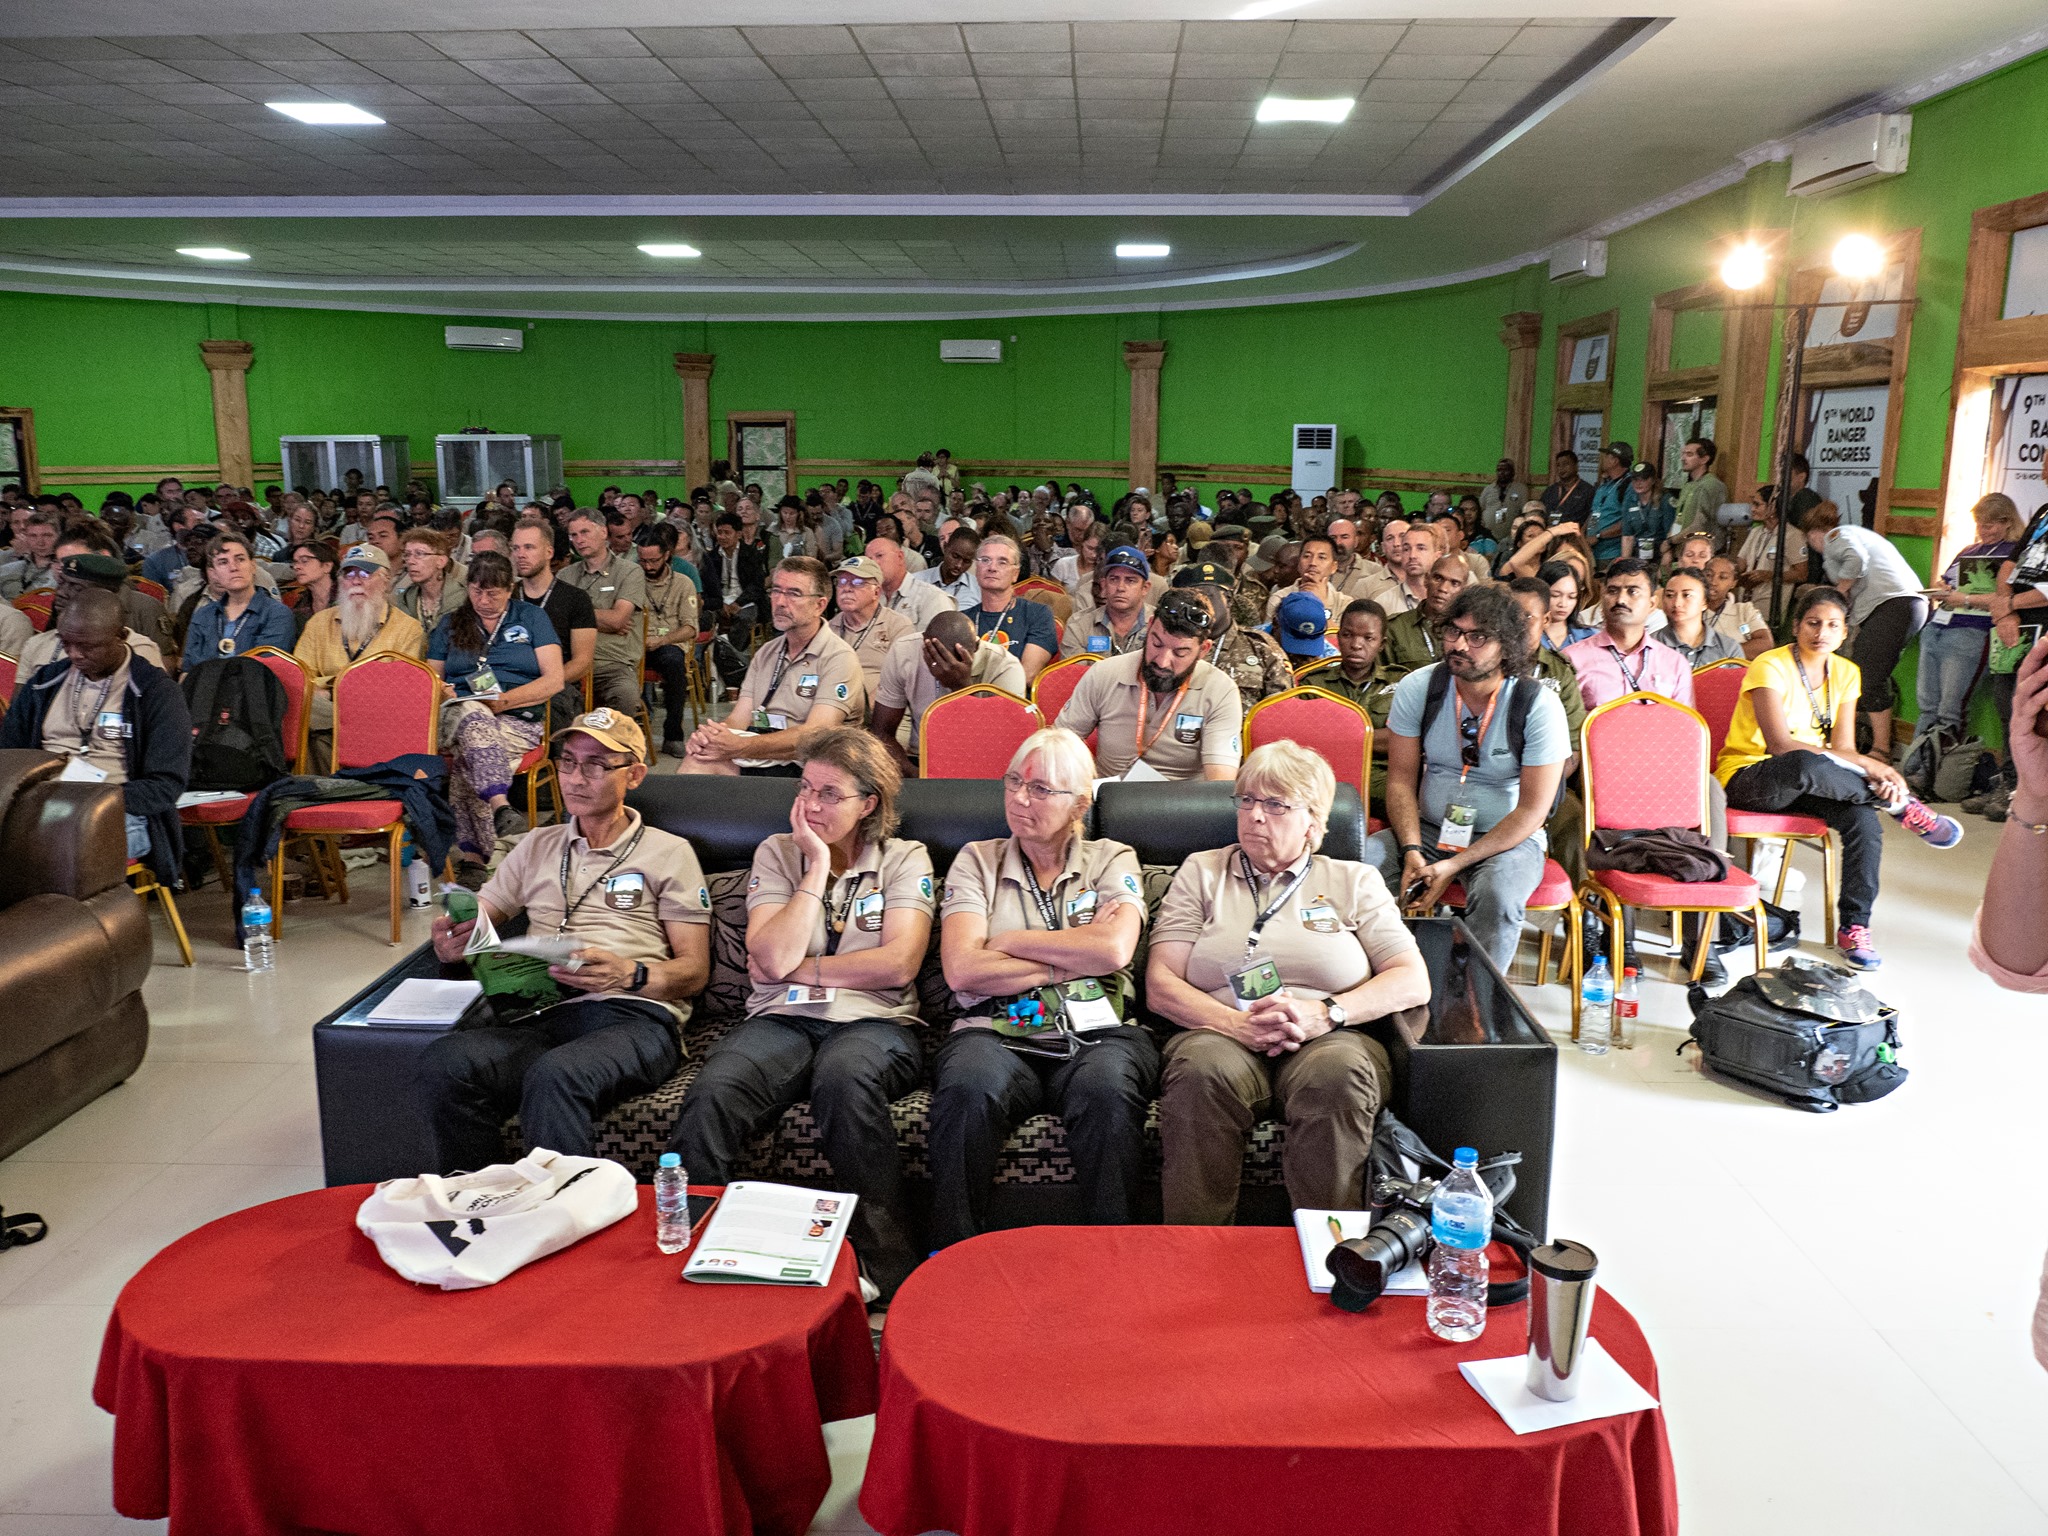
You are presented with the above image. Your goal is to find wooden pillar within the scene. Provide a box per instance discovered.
[1122,339,1166,492]
[673,352,715,490]
[198,340,255,489]
[1498,312,1543,478]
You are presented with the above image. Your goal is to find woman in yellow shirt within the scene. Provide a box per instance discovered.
[1716,588,1963,970]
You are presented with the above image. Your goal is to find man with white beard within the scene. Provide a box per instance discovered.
[293,543,426,760]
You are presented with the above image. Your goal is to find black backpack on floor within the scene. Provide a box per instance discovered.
[182,655,289,791]
[1684,958,1905,1113]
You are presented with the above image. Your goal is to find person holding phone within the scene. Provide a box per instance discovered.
[1146,741,1430,1225]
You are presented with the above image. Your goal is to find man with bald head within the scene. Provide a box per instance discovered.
[1,587,192,883]
[868,608,1025,774]
[868,536,954,628]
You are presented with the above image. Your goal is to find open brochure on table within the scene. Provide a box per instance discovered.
[683,1180,857,1286]
[1294,1208,1426,1296]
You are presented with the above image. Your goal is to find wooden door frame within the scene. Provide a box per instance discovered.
[725,411,797,490]
[1641,283,1722,492]
[0,407,37,494]
[1551,309,1618,469]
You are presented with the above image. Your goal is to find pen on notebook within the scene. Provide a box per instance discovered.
[1327,1215,1345,1243]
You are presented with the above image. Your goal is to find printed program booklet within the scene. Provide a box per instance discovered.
[683,1180,857,1286]
[440,890,585,1006]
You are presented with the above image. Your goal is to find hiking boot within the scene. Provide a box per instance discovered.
[1836,924,1881,970]
[1894,797,1964,849]
[493,804,527,841]
[1960,786,1996,815]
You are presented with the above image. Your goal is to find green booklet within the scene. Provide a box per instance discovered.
[439,891,583,1006]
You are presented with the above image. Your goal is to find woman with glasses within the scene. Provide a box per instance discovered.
[1147,741,1430,1224]
[668,727,937,1301]
[928,728,1155,1248]
[425,550,565,884]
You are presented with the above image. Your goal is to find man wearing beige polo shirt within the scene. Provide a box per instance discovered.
[681,556,864,777]
[1054,590,1242,781]
[827,554,916,701]
[414,710,712,1171]
[869,609,1027,773]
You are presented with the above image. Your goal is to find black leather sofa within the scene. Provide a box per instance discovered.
[314,776,1556,1238]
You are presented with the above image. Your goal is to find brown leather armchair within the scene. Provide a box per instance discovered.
[0,750,152,1161]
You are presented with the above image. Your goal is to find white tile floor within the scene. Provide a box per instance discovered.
[2,815,2044,1535]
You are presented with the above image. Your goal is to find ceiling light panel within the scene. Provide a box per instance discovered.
[266,101,384,124]
[1116,243,1171,257]
[638,243,701,257]
[176,246,251,260]
[1256,96,1356,123]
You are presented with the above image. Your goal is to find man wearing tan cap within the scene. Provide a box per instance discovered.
[416,707,711,1173]
[828,554,916,701]
[293,543,425,746]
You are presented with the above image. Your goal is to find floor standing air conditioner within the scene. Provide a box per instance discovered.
[1291,424,1338,498]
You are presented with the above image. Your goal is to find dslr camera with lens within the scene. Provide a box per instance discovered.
[1324,1174,1439,1313]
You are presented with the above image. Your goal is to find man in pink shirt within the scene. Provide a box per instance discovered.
[1564,558,1693,712]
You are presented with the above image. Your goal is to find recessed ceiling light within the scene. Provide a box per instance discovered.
[1255,97,1354,125]
[1116,243,1171,259]
[638,243,702,258]
[267,102,383,126]
[176,247,250,261]
[1233,0,1309,17]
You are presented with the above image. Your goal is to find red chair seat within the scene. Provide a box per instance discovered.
[283,799,405,831]
[1366,816,1387,834]
[1590,865,1760,908]
[179,794,252,824]
[1725,810,1830,837]
[515,740,548,774]
[1440,857,1573,911]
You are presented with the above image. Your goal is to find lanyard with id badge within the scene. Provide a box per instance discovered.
[1228,850,1308,1010]
[751,641,802,733]
[990,859,1125,1057]
[784,870,876,1006]
[1436,686,1500,854]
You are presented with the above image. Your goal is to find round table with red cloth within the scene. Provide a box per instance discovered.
[860,1225,1675,1536]
[94,1184,877,1536]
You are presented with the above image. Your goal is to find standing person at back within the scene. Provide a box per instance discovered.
[558,507,648,716]
[507,514,598,734]
[1805,501,1928,762]
[1672,437,1729,543]
[632,522,700,759]
[1539,450,1593,529]
[1055,590,1242,782]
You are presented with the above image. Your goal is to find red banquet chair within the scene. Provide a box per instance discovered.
[272,653,439,944]
[1243,684,1374,815]
[182,647,315,895]
[1438,857,1582,1038]
[919,686,1043,779]
[1031,654,1096,725]
[1580,691,1769,984]
[14,589,54,632]
[1692,658,1838,942]
[0,650,16,711]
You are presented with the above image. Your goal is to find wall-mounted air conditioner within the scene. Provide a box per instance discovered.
[1788,112,1911,197]
[1548,238,1607,284]
[1291,423,1338,498]
[940,339,1003,363]
[445,325,524,352]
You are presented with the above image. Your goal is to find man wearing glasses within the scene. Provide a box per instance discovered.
[415,710,711,1172]
[827,555,916,702]
[1367,584,1569,970]
[1055,591,1243,782]
[959,533,1058,685]
[681,556,864,777]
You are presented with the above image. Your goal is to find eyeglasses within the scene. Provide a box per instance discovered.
[1441,623,1492,651]
[797,780,867,807]
[834,575,873,589]
[1002,773,1078,803]
[769,584,822,602]
[559,756,634,779]
[1234,794,1303,818]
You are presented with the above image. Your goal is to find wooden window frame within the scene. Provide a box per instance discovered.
[1550,309,1618,468]
[725,410,797,494]
[0,407,37,495]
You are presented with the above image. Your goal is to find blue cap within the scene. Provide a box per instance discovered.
[1102,544,1149,575]
[1453,1147,1477,1166]
[658,1152,681,1167]
[1273,591,1331,656]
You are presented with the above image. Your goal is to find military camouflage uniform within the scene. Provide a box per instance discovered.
[1231,575,1272,630]
[1208,626,1295,712]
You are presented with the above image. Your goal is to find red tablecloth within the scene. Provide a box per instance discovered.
[861,1226,1676,1536]
[94,1184,878,1536]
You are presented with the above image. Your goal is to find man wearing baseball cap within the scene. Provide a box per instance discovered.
[292,542,425,738]
[1171,560,1292,712]
[828,554,916,700]
[417,706,712,1175]
[1265,591,1339,665]
[1621,460,1675,563]
[1061,544,1152,659]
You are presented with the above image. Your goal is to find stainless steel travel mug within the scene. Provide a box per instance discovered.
[1524,1240,1599,1402]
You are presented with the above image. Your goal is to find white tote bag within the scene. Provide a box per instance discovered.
[356,1148,638,1290]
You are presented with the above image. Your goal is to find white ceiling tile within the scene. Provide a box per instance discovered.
[601,82,705,104]
[848,24,964,53]
[211,34,344,62]
[1077,75,1172,100]
[263,60,393,86]
[430,32,550,61]
[175,61,300,86]
[464,58,583,87]
[567,57,678,84]
[1075,51,1175,78]
[980,77,1073,101]
[8,37,137,61]
[795,78,890,101]
[1397,22,1524,54]
[1473,55,1570,83]
[668,56,776,82]
[117,36,245,61]
[536,30,650,58]
[986,97,1075,120]
[1375,54,1496,81]
[1361,78,1460,104]
[125,82,248,105]
[370,60,481,85]
[863,51,972,78]
[884,76,984,101]
[744,25,860,55]
[768,55,878,80]
[631,27,754,57]
[1071,22,1183,52]
[518,83,610,106]
[1179,21,1293,51]
[309,33,445,61]
[1173,54,1281,80]
[82,59,200,85]
[976,54,1075,79]
[1286,22,1412,51]
[962,23,1071,53]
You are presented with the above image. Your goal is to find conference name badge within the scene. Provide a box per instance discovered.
[1066,890,1098,925]
[786,983,837,1005]
[1299,899,1342,935]
[1228,958,1283,1012]
[797,673,819,700]
[603,872,645,911]
[1173,711,1204,746]
[854,891,885,933]
[1437,802,1477,852]
[94,709,124,742]
[503,625,529,645]
[1087,635,1111,653]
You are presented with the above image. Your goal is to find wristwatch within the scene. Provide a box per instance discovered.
[628,962,649,994]
[1322,996,1348,1026]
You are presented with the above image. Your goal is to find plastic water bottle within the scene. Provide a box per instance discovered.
[240,888,275,974]
[654,1152,689,1254]
[1614,966,1640,1050]
[1427,1147,1493,1342]
[1579,955,1613,1055]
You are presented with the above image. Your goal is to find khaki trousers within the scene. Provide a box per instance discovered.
[1159,1026,1391,1225]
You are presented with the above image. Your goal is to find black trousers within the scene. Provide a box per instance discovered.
[668,1012,923,1298]
[646,642,692,744]
[926,1024,1160,1251]
[415,998,683,1173]
[1725,751,1884,929]
[1849,594,1929,716]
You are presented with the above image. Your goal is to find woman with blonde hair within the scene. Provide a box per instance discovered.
[1917,492,2024,741]
[668,726,936,1300]
[929,727,1155,1248]
[395,526,467,627]
[1147,740,1430,1224]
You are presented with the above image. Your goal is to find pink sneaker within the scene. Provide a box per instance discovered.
[1836,925,1881,970]
[1895,798,1964,849]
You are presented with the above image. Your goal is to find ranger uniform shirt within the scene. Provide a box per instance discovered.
[939,835,1147,1023]
[1152,846,1420,1014]
[745,834,936,1023]
[559,553,649,675]
[873,635,1026,755]
[1054,650,1243,780]
[829,606,917,700]
[479,808,712,1028]
[738,622,867,738]
[1059,602,1151,659]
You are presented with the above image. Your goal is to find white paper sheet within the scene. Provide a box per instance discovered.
[1458,1338,1660,1435]
[1293,1208,1426,1295]
[367,978,482,1026]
